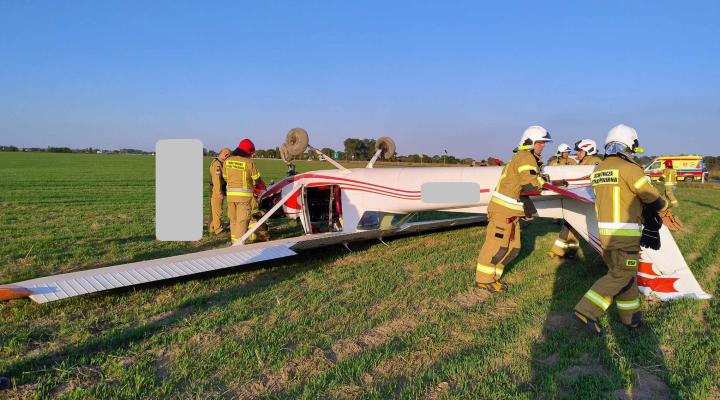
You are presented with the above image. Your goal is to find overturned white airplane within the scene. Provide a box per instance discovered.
[0,129,710,303]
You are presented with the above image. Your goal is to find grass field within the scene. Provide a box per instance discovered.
[1,152,719,399]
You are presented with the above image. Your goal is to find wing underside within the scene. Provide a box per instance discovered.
[1,216,486,304]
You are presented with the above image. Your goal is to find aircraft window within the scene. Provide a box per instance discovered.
[357,211,409,230]
[649,162,661,170]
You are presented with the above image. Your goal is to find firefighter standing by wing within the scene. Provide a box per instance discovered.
[547,139,602,259]
[574,124,672,335]
[661,159,679,207]
[549,143,577,166]
[223,139,266,245]
[575,139,604,166]
[475,125,551,293]
[208,147,231,235]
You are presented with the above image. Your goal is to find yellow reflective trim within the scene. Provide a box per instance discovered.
[251,173,261,180]
[517,145,531,151]
[664,182,675,186]
[227,192,253,197]
[613,186,620,223]
[634,176,651,190]
[598,228,643,237]
[518,164,538,173]
[584,289,611,311]
[554,239,569,249]
[491,196,525,212]
[476,263,497,275]
[616,298,640,310]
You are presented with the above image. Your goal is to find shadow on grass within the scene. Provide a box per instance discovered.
[682,200,720,212]
[529,244,678,398]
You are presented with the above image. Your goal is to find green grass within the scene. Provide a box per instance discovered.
[1,152,719,399]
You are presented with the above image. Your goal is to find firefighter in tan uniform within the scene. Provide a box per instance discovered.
[661,159,679,207]
[223,139,266,245]
[574,125,669,335]
[547,139,602,258]
[475,125,552,293]
[575,139,604,166]
[208,147,231,235]
[548,143,577,166]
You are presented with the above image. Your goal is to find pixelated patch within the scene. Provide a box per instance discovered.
[495,233,504,239]
[215,168,221,175]
[626,259,638,267]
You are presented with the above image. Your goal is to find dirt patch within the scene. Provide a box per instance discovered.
[3,382,39,400]
[536,353,560,366]
[686,252,702,262]
[424,381,450,400]
[328,316,418,362]
[558,353,610,381]
[236,316,417,397]
[329,384,364,399]
[453,287,490,308]
[616,368,671,400]
[147,306,194,325]
[90,222,101,231]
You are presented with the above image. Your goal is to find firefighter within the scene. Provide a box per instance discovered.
[574,124,669,335]
[547,139,602,258]
[575,139,603,165]
[208,147,231,235]
[475,125,551,292]
[661,159,679,207]
[223,139,266,245]
[549,143,577,166]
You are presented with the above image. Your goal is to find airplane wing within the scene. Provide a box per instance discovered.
[0,216,486,304]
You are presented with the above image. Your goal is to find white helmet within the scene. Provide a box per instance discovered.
[574,139,598,155]
[517,125,552,151]
[605,124,644,154]
[556,143,571,154]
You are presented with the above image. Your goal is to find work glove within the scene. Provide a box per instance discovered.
[640,228,661,250]
[640,205,663,250]
[659,209,683,231]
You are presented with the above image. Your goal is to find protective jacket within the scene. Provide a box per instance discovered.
[579,155,603,166]
[662,168,677,186]
[209,158,226,197]
[222,156,261,202]
[489,150,545,217]
[550,156,577,166]
[590,155,667,250]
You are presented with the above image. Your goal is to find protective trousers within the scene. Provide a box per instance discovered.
[665,187,679,208]
[208,196,225,234]
[228,198,251,244]
[575,248,641,325]
[476,213,521,284]
[549,223,579,257]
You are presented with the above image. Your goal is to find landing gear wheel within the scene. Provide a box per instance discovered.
[285,128,309,157]
[685,176,694,183]
[375,136,396,159]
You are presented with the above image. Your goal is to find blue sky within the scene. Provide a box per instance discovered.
[1,1,718,158]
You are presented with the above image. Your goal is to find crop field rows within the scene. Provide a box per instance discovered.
[0,153,719,399]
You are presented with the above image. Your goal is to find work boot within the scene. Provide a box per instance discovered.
[574,311,604,336]
[476,281,508,293]
[623,311,644,331]
[0,377,10,390]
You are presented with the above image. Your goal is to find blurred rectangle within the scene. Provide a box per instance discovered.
[421,182,481,204]
[155,139,203,241]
